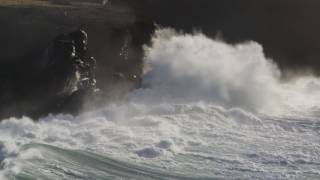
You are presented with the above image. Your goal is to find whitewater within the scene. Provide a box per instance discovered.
[0,29,319,179]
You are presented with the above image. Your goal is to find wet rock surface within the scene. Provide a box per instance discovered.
[0,0,155,119]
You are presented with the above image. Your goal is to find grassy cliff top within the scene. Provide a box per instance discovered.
[0,0,64,7]
[0,0,135,24]
[0,0,104,8]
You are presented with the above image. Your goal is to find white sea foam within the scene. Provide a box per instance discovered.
[0,29,320,179]
[132,28,320,115]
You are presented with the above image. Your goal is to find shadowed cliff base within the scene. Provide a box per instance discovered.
[0,0,155,118]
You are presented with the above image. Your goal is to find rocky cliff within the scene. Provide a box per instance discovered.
[0,0,155,118]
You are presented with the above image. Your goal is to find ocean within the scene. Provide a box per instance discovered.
[0,29,319,179]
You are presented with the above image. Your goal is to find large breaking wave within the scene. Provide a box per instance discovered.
[134,28,320,115]
[0,29,319,179]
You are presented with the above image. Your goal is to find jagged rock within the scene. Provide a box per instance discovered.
[0,1,155,119]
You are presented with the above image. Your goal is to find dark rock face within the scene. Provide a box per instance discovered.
[0,29,96,118]
[47,29,98,95]
[0,2,155,119]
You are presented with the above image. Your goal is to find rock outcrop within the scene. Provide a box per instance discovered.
[0,0,155,119]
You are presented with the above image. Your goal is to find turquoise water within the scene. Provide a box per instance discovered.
[1,103,319,179]
[12,143,214,180]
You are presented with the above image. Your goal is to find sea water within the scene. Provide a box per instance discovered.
[0,29,319,179]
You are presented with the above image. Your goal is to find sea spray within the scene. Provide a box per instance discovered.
[132,28,320,115]
[0,29,319,179]
[131,28,282,113]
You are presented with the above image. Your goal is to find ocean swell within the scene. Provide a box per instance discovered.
[0,29,320,179]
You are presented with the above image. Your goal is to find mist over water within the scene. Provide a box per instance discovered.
[0,29,320,179]
[134,28,320,115]
[133,29,280,113]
